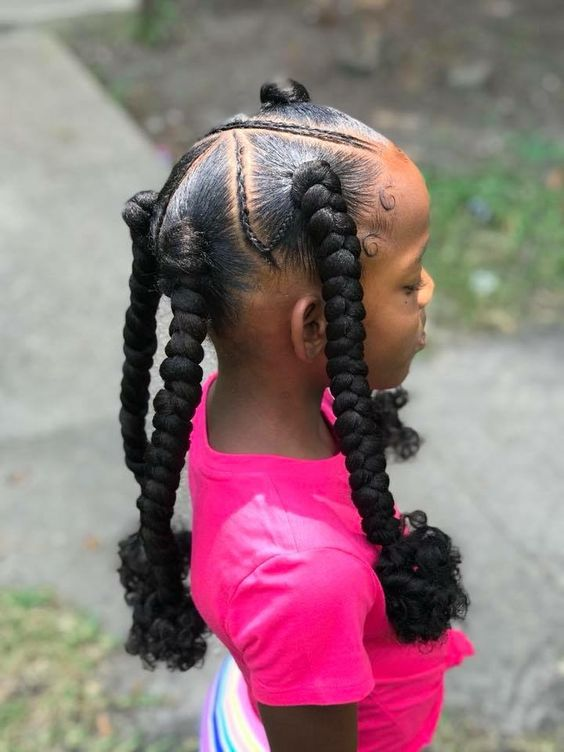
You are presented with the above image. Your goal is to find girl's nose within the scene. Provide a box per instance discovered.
[420,267,435,306]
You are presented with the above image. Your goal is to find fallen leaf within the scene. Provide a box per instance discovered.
[82,535,101,551]
[96,712,113,737]
[545,167,564,190]
[6,470,29,485]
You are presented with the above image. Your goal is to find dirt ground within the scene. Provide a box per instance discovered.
[56,0,564,167]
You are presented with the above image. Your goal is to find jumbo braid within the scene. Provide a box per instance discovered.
[291,160,469,644]
[117,202,213,671]
[119,190,161,488]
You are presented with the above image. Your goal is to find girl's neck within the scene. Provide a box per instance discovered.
[206,368,339,459]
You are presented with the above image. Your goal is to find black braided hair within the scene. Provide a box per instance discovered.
[290,158,469,643]
[119,190,161,488]
[117,140,220,670]
[117,79,469,674]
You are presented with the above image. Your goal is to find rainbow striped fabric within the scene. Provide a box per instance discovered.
[199,652,271,751]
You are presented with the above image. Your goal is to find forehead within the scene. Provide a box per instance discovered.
[359,146,430,249]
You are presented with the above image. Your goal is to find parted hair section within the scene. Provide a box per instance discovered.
[117,79,469,673]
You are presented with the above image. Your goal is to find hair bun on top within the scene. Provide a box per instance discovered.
[260,79,311,107]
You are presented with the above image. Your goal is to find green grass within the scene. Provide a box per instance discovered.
[0,587,198,752]
[424,139,564,332]
[133,0,181,47]
[51,4,180,50]
[508,134,564,165]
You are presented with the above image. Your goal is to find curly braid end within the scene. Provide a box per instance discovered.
[370,386,423,461]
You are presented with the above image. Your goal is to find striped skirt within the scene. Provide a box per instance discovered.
[199,652,270,751]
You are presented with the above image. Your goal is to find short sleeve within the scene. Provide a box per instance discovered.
[224,547,378,706]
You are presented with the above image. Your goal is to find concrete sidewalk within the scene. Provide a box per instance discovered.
[0,27,563,745]
[0,28,222,744]
[0,0,135,26]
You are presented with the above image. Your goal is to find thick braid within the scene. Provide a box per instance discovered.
[120,190,161,488]
[291,160,469,644]
[291,160,400,546]
[117,220,212,670]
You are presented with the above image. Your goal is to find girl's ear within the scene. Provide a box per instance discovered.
[290,294,327,363]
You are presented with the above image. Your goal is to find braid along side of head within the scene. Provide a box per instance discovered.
[117,218,212,671]
[120,190,162,488]
[291,159,470,645]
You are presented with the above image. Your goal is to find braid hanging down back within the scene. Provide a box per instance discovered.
[119,190,161,488]
[117,142,219,670]
[116,78,470,675]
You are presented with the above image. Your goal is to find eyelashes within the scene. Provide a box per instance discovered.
[404,279,425,294]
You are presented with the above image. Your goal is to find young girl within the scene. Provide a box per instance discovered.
[117,79,475,752]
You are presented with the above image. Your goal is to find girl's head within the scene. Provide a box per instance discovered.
[118,80,468,672]
[157,84,433,393]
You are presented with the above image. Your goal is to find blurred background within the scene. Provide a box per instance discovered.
[1,1,563,750]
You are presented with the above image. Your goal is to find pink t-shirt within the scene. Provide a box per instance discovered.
[188,370,475,752]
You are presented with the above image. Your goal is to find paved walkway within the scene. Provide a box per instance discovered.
[1,27,563,744]
[0,27,221,743]
[0,0,135,26]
